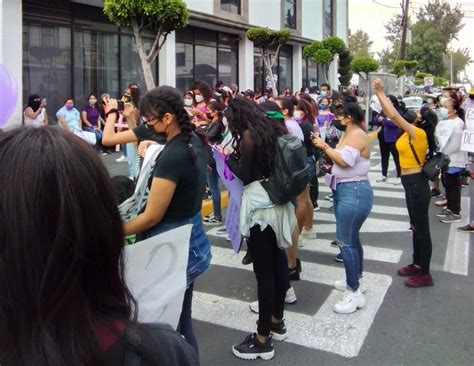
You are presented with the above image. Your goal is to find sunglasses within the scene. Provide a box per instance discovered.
[140,116,160,126]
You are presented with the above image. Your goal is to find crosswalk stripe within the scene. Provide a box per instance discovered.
[312,213,409,233]
[443,196,471,276]
[318,185,407,199]
[194,246,393,358]
[299,238,403,264]
[317,200,408,217]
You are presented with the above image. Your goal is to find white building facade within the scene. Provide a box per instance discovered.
[1,0,348,128]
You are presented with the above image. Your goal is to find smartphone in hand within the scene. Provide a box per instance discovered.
[117,100,125,112]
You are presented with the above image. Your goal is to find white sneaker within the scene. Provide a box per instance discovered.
[391,178,401,185]
[333,290,366,314]
[376,176,388,183]
[300,227,317,240]
[116,155,128,162]
[249,287,298,313]
[334,280,367,293]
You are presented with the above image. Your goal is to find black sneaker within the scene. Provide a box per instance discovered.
[296,258,302,273]
[256,320,288,341]
[431,188,441,197]
[242,251,253,265]
[232,333,274,360]
[289,266,300,281]
[334,252,343,262]
[330,240,338,248]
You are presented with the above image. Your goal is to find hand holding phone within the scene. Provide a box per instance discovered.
[117,100,125,112]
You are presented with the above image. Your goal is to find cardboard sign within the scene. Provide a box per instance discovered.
[124,225,192,328]
[465,108,474,131]
[461,130,474,153]
[435,120,455,151]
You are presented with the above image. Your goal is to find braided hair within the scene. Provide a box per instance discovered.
[139,86,207,163]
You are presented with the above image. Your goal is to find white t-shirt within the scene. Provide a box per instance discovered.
[24,108,46,128]
[285,119,304,141]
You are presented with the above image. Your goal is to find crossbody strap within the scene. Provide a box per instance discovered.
[408,136,422,167]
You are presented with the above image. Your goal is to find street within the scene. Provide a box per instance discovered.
[102,144,474,366]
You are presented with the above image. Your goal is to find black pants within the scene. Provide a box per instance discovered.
[442,172,461,215]
[310,171,319,207]
[248,225,289,337]
[401,173,433,274]
[379,132,401,177]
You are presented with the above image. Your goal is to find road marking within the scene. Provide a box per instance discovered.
[317,200,408,217]
[312,212,409,233]
[318,185,407,199]
[194,246,393,358]
[299,238,403,264]
[443,196,471,276]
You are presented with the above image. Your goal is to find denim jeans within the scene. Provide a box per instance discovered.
[126,143,137,179]
[401,173,433,273]
[207,167,222,219]
[333,180,373,291]
[177,282,199,356]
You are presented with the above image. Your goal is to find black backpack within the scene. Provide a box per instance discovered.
[261,134,309,205]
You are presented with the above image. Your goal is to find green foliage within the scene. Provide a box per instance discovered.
[338,48,353,86]
[377,41,399,71]
[351,56,379,75]
[314,49,332,65]
[303,41,324,59]
[349,30,373,57]
[322,36,346,56]
[434,76,447,87]
[104,0,189,32]
[391,60,418,77]
[246,28,291,49]
[444,48,471,83]
[384,13,405,43]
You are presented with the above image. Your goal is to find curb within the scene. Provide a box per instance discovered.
[201,191,229,217]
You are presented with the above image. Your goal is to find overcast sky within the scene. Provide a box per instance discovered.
[348,0,474,81]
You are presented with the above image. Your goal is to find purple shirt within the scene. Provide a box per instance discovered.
[317,113,335,127]
[373,114,401,143]
[81,105,100,127]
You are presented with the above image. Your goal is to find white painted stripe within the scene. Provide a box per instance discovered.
[369,160,396,172]
[443,196,471,276]
[194,246,393,358]
[317,200,408,216]
[318,185,407,199]
[312,212,409,233]
[299,238,403,264]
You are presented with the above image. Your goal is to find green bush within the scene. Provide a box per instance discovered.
[322,36,346,56]
[303,41,323,59]
[351,56,379,75]
[246,28,291,48]
[314,49,333,65]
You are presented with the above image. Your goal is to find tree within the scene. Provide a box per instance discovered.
[350,56,379,79]
[303,36,345,82]
[407,19,445,76]
[416,0,464,51]
[384,13,405,43]
[349,29,373,57]
[377,42,399,72]
[104,0,189,90]
[338,48,353,87]
[247,27,291,97]
[444,48,471,83]
[391,60,418,77]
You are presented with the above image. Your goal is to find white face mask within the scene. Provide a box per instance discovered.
[439,96,449,106]
[184,98,193,107]
[195,95,204,103]
[293,111,302,119]
[222,116,229,128]
[438,107,449,120]
[89,99,97,105]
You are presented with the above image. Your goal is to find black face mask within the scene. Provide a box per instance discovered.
[469,95,474,100]
[333,119,346,132]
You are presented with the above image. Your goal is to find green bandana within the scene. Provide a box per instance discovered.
[265,111,285,119]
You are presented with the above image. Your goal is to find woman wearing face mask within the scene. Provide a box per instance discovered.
[183,91,195,118]
[311,101,373,314]
[374,79,438,288]
[81,94,104,153]
[102,86,211,356]
[203,101,226,225]
[56,98,81,131]
[24,94,48,127]
[461,88,474,110]
[192,80,213,128]
[436,98,468,224]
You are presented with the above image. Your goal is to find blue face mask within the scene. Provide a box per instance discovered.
[320,91,327,97]
[438,107,449,120]
[319,103,327,110]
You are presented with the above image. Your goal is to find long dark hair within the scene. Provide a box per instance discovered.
[258,101,289,132]
[297,99,317,124]
[139,86,207,162]
[0,127,152,365]
[225,98,286,176]
[26,94,41,112]
[331,101,365,128]
[419,106,439,157]
[192,80,213,104]
[446,98,465,121]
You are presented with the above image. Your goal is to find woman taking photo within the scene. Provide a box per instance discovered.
[81,93,104,152]
[226,98,296,361]
[0,127,198,365]
[24,94,48,127]
[191,80,213,128]
[373,78,438,288]
[311,101,373,314]
[102,86,211,356]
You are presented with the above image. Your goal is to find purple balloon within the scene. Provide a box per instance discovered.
[0,64,18,128]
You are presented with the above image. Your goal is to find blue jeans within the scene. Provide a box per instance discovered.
[207,167,222,219]
[177,282,198,356]
[126,143,137,179]
[333,180,373,291]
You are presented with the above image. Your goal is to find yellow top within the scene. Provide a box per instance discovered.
[395,127,428,169]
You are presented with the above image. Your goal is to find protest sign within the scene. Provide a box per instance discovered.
[466,108,474,131]
[461,130,474,153]
[435,120,454,151]
[124,224,192,328]
[213,149,243,253]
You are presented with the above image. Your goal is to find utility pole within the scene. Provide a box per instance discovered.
[399,0,409,60]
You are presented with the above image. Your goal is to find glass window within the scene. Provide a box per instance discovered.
[218,34,238,87]
[73,29,119,105]
[254,50,264,93]
[284,0,297,29]
[176,42,194,92]
[221,0,241,14]
[120,33,157,93]
[195,45,217,87]
[23,24,72,119]
[323,0,333,38]
[308,59,318,87]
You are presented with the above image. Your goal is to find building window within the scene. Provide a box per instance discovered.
[175,27,239,92]
[254,45,293,94]
[302,57,318,88]
[221,0,241,14]
[323,0,333,38]
[284,0,297,29]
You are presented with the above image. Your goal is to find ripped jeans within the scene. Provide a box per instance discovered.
[333,180,373,291]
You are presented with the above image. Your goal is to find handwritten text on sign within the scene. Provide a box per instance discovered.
[461,130,474,153]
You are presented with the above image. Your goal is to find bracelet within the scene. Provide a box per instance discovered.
[106,109,118,118]
[323,145,330,153]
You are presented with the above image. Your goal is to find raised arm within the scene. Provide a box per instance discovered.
[102,98,137,146]
[373,79,417,139]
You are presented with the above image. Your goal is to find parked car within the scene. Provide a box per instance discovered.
[402,96,424,111]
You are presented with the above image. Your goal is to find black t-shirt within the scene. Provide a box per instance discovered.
[134,125,208,223]
[299,119,316,157]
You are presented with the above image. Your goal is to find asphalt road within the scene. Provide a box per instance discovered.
[102,146,474,366]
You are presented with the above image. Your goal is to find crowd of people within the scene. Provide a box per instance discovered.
[2,76,471,364]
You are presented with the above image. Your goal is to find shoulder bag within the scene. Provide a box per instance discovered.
[408,137,449,181]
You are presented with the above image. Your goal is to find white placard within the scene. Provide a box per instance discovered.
[465,108,474,131]
[124,224,192,328]
[435,120,454,151]
[460,130,474,153]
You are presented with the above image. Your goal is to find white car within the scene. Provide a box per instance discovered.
[402,96,424,111]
